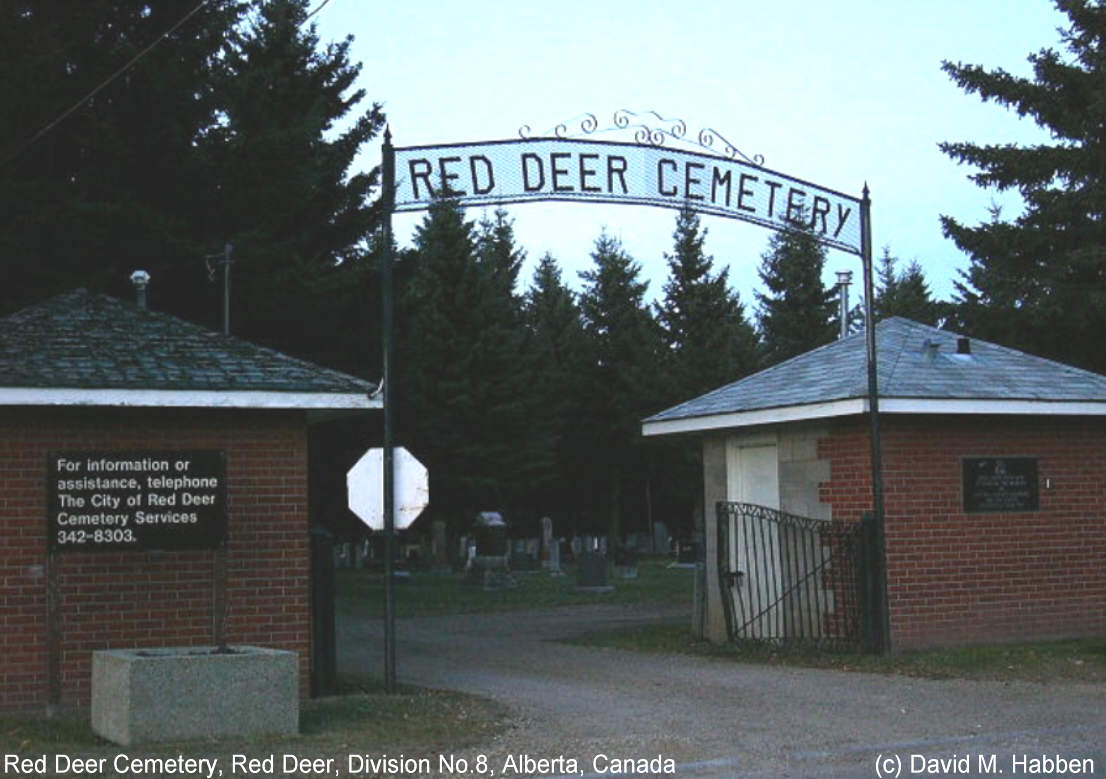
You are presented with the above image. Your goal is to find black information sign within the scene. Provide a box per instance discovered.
[962,457,1039,513]
[47,451,226,552]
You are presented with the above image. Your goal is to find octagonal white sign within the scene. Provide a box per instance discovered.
[347,446,429,530]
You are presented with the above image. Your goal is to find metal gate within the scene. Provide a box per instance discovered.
[717,502,875,649]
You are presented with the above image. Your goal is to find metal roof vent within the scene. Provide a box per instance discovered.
[921,339,940,364]
[129,270,151,310]
[957,336,971,355]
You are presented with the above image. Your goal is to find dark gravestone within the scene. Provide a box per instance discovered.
[575,551,613,593]
[470,512,516,590]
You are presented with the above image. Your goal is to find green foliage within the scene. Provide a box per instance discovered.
[864,247,942,326]
[577,232,664,538]
[398,199,530,530]
[940,0,1106,371]
[523,254,589,513]
[656,205,760,400]
[755,218,836,366]
[0,0,246,314]
[204,0,385,353]
[0,0,384,376]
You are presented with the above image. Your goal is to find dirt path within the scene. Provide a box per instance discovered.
[338,604,1106,778]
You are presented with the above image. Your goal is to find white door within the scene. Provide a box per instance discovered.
[725,439,782,639]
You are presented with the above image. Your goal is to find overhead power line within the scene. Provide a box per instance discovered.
[306,0,334,20]
[0,0,211,169]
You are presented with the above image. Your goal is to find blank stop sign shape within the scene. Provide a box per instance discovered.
[346,446,429,530]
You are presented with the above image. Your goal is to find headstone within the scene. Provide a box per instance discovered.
[546,540,564,576]
[653,521,669,556]
[575,551,613,593]
[333,542,351,569]
[671,539,698,568]
[354,538,370,569]
[613,544,639,579]
[431,520,450,571]
[469,512,516,590]
[570,536,582,557]
[540,516,554,562]
[541,519,563,574]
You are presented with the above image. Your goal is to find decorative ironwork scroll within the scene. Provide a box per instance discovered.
[519,109,765,167]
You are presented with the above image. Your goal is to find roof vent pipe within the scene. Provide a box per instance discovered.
[921,339,940,364]
[129,270,150,310]
[957,336,971,355]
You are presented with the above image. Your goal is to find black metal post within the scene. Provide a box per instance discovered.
[381,128,397,692]
[860,184,890,654]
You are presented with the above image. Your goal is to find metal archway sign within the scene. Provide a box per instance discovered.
[372,112,888,690]
[392,136,863,256]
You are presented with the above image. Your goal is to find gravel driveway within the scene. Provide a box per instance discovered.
[338,603,1105,778]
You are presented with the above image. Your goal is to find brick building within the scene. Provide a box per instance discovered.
[643,318,1106,650]
[0,290,378,713]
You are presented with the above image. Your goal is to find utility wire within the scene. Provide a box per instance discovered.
[0,0,211,169]
[305,0,334,20]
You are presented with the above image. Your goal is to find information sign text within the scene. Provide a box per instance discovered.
[962,457,1039,513]
[47,451,227,551]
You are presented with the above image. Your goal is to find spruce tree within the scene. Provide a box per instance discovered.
[577,232,663,540]
[523,254,589,515]
[656,205,759,401]
[203,0,385,353]
[0,1,246,313]
[940,0,1106,371]
[755,219,836,366]
[872,248,940,325]
[399,198,529,530]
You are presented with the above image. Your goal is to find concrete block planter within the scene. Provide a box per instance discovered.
[91,646,298,745]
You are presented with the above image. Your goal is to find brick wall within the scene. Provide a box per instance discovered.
[820,415,1106,650]
[0,407,311,713]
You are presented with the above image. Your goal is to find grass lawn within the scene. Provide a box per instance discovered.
[566,623,1106,684]
[0,678,509,769]
[336,557,695,618]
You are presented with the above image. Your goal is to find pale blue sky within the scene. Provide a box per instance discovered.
[316,0,1065,307]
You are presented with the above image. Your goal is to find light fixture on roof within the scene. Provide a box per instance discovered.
[129,270,151,310]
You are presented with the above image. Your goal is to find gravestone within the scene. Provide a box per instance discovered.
[612,545,639,579]
[469,512,516,590]
[510,538,539,572]
[541,518,563,574]
[540,517,555,564]
[431,520,450,572]
[575,551,613,593]
[653,521,669,556]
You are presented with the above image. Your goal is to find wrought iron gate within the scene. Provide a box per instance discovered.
[717,502,874,649]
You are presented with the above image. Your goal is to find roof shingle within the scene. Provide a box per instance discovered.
[646,317,1106,424]
[0,289,377,397]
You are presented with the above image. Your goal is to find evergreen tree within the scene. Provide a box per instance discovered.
[577,232,663,539]
[522,254,589,514]
[0,0,385,378]
[656,205,759,401]
[872,248,941,325]
[755,219,836,366]
[940,0,1106,371]
[0,1,246,313]
[202,0,385,353]
[476,209,525,303]
[398,198,529,530]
